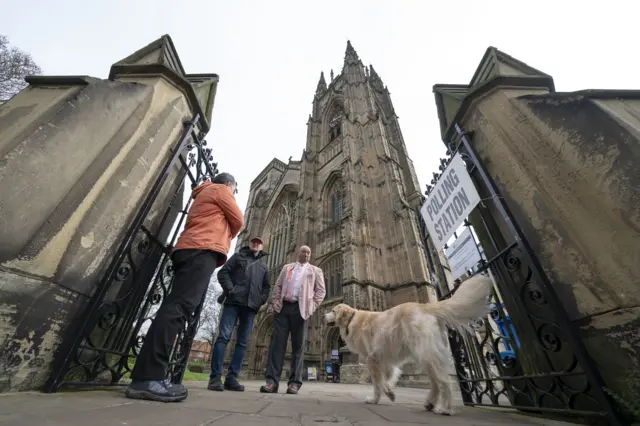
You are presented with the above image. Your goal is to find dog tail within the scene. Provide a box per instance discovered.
[423,274,493,330]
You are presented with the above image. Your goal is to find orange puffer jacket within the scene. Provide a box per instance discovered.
[173,181,244,266]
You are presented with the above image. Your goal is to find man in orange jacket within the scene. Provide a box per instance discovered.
[126,172,244,403]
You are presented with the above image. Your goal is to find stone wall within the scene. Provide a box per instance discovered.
[458,88,640,409]
[0,35,218,392]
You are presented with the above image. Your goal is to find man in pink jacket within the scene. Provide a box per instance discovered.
[259,245,326,395]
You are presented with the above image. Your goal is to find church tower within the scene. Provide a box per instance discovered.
[298,41,432,311]
[238,42,433,381]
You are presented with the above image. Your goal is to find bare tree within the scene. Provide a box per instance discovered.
[0,35,42,101]
[196,269,224,361]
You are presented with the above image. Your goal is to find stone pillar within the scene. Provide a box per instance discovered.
[0,35,219,392]
[338,347,369,384]
[462,89,640,405]
[433,47,640,414]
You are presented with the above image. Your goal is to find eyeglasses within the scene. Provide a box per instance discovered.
[233,182,238,195]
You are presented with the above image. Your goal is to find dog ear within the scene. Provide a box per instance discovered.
[333,305,342,321]
[335,304,346,321]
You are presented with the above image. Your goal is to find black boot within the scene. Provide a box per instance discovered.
[207,377,224,391]
[125,379,188,402]
[224,376,245,392]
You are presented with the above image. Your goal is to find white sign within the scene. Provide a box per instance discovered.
[308,367,317,380]
[445,228,482,281]
[420,153,481,250]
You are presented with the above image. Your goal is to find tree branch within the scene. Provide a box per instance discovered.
[0,35,42,101]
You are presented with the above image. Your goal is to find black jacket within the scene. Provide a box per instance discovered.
[217,247,270,311]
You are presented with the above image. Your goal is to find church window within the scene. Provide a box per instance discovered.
[331,190,343,224]
[328,105,343,143]
[322,254,343,298]
[263,190,297,283]
[326,179,343,225]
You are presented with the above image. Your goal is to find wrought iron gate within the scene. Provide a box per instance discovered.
[417,123,625,425]
[44,114,218,392]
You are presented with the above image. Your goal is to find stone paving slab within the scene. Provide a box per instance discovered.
[0,380,587,425]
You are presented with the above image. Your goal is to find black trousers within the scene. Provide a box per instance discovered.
[265,301,308,387]
[131,249,222,382]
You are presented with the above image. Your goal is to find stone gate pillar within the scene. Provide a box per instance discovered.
[434,47,640,414]
[0,35,219,392]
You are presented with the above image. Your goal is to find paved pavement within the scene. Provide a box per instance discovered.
[0,380,586,425]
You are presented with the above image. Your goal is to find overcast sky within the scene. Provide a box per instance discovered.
[1,0,636,253]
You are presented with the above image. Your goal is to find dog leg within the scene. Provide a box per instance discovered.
[382,365,401,402]
[432,374,452,416]
[386,365,402,389]
[424,364,439,412]
[365,357,383,404]
[429,367,452,415]
[413,330,453,415]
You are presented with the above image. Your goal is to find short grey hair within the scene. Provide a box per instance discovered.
[212,172,236,185]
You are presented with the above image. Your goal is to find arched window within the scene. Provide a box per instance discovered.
[322,175,344,226]
[331,189,343,224]
[263,190,297,282]
[322,254,343,298]
[328,105,343,143]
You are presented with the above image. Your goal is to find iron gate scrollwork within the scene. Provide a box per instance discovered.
[416,123,625,425]
[44,114,218,392]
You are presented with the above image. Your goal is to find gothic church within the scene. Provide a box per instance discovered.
[237,41,434,380]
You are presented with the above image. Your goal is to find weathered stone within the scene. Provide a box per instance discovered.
[433,46,640,423]
[0,269,82,392]
[578,307,640,418]
[340,363,370,385]
[0,35,219,392]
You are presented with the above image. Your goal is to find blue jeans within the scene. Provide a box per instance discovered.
[210,304,256,379]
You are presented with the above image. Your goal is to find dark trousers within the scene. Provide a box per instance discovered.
[266,301,308,388]
[131,249,221,382]
[210,304,256,379]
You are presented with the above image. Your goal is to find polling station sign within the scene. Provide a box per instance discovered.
[420,153,481,250]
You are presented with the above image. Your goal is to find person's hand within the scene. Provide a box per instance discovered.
[217,293,226,304]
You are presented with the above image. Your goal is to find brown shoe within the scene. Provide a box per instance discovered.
[286,384,300,395]
[259,383,278,393]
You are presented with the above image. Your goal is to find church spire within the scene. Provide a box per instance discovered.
[342,40,365,84]
[368,64,384,91]
[344,40,359,66]
[316,71,327,94]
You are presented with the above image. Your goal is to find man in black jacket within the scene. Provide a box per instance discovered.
[208,237,270,392]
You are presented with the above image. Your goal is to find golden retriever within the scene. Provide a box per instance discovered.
[323,274,493,415]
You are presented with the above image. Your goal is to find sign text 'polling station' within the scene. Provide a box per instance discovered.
[420,153,481,250]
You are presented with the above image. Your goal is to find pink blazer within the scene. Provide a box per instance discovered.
[272,262,326,320]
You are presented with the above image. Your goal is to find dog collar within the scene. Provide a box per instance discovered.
[344,311,356,336]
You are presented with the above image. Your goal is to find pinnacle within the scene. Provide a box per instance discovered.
[344,40,359,64]
[369,64,379,78]
[346,40,355,52]
[316,71,327,93]
[368,64,384,89]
